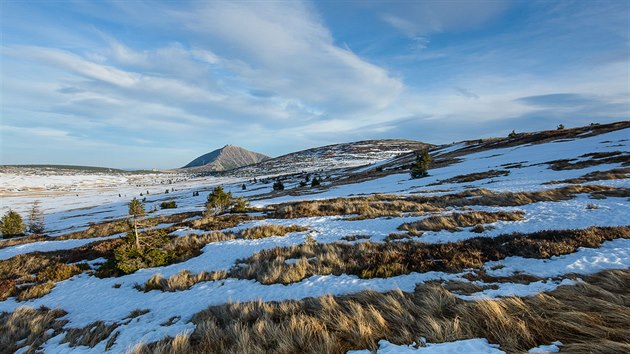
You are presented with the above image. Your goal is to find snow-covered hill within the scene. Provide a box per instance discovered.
[228,139,430,176]
[181,145,269,171]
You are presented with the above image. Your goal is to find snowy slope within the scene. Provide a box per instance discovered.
[0,122,628,353]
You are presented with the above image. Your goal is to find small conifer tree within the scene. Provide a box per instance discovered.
[28,200,45,234]
[128,198,146,250]
[206,186,233,215]
[273,180,285,191]
[1,210,26,238]
[311,177,321,187]
[410,149,432,179]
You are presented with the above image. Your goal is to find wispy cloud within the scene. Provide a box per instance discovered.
[1,0,628,168]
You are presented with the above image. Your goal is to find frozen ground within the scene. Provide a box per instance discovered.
[1,126,628,353]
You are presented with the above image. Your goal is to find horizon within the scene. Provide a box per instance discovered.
[1,0,629,169]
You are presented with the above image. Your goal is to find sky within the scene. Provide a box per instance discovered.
[1,0,628,169]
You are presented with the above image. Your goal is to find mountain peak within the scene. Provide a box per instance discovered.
[181,145,269,171]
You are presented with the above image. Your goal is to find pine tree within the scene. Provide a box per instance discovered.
[206,186,233,215]
[1,210,26,238]
[410,149,432,179]
[28,200,45,234]
[128,198,146,250]
[311,177,321,187]
[273,180,285,191]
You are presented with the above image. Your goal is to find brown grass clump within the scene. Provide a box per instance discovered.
[0,306,68,353]
[239,224,309,240]
[545,167,630,185]
[384,233,413,242]
[130,332,193,354]
[16,281,56,301]
[139,270,229,292]
[341,235,371,242]
[188,214,264,231]
[130,268,630,354]
[430,170,510,185]
[270,195,442,219]
[233,226,630,284]
[165,232,236,262]
[399,211,524,233]
[61,320,120,348]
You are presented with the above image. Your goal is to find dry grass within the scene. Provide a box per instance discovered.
[341,235,372,242]
[232,226,630,285]
[270,195,442,219]
[429,169,510,185]
[545,167,630,184]
[140,270,228,292]
[61,321,120,348]
[406,184,630,208]
[165,232,236,262]
[130,268,630,354]
[239,225,309,240]
[399,211,524,234]
[384,233,413,242]
[130,332,193,354]
[187,214,264,231]
[548,151,630,171]
[16,281,56,301]
[270,185,627,223]
[0,306,68,354]
[36,263,89,283]
[0,239,121,301]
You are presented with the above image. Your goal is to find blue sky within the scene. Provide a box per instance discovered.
[1,0,628,169]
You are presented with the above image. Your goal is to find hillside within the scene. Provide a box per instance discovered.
[230,139,430,177]
[182,145,269,172]
[0,121,629,353]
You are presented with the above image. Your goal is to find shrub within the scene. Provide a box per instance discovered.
[113,230,172,274]
[311,177,321,187]
[273,180,285,191]
[1,210,26,238]
[160,201,177,209]
[557,124,565,130]
[206,186,233,216]
[410,149,432,179]
[508,129,517,138]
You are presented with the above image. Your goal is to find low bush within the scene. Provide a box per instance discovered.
[113,230,172,274]
[160,201,177,209]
